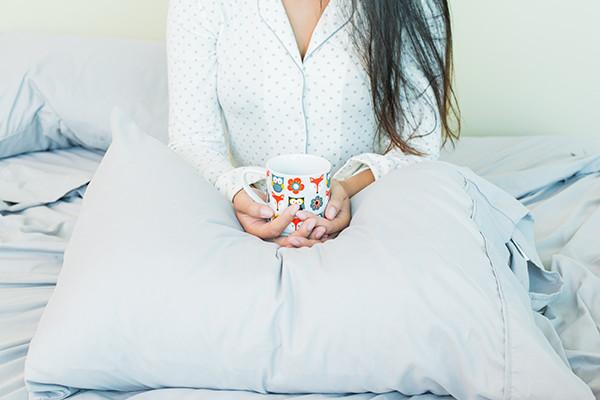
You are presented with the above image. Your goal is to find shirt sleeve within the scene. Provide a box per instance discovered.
[166,0,261,202]
[332,2,446,182]
[331,103,442,181]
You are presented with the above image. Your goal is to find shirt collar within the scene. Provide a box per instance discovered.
[257,0,354,67]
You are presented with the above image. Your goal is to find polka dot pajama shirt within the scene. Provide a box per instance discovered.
[167,0,443,202]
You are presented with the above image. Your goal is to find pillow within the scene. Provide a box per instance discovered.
[24,110,592,399]
[0,32,167,159]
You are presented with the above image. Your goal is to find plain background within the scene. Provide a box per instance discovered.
[1,0,599,137]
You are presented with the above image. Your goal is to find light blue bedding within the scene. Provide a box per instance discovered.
[0,147,101,213]
[69,389,450,400]
[1,136,599,400]
[0,167,85,400]
[24,115,592,399]
[0,33,168,160]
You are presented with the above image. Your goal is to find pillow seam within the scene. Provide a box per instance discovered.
[462,173,512,400]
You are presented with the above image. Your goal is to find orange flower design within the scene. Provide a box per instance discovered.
[287,178,304,194]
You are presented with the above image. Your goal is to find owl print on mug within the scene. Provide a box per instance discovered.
[272,174,285,193]
[288,196,305,210]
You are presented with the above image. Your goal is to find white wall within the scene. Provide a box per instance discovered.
[451,0,600,136]
[1,0,599,136]
[0,0,168,39]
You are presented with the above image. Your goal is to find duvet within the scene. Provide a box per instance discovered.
[24,111,593,399]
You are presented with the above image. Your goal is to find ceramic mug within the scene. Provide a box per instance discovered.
[242,154,332,236]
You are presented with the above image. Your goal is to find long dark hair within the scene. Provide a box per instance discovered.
[344,0,460,155]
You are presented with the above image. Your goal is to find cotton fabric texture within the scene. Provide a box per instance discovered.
[166,0,443,201]
[0,33,168,159]
[24,111,592,400]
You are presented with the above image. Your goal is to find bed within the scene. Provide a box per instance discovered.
[1,134,599,400]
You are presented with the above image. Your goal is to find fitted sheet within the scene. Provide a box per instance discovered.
[1,135,599,400]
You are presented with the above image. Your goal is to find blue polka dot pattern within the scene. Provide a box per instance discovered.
[167,0,443,202]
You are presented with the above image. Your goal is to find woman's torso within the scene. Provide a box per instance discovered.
[213,0,380,173]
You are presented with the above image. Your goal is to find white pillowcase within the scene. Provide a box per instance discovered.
[24,110,592,400]
[0,32,167,159]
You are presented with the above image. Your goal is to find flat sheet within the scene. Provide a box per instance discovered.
[0,149,90,400]
[1,135,599,400]
[0,147,102,213]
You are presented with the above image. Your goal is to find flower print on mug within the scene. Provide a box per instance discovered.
[288,178,304,194]
[310,195,323,211]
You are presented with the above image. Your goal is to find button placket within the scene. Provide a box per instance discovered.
[300,63,309,154]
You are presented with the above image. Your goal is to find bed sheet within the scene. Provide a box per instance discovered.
[1,135,599,400]
[0,148,92,400]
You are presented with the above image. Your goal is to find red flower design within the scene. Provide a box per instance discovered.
[287,178,305,194]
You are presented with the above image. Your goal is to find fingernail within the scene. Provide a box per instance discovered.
[289,204,300,215]
[288,237,301,246]
[304,219,316,231]
[314,227,326,239]
[296,210,310,219]
[326,206,337,220]
[260,207,273,218]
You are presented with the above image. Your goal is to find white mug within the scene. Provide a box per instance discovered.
[242,154,332,236]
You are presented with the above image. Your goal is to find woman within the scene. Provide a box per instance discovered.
[167,0,459,248]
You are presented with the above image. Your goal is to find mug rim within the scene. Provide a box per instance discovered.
[266,153,331,177]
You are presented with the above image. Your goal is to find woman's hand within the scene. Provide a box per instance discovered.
[295,179,352,239]
[232,189,326,248]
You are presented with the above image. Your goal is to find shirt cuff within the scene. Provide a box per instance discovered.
[332,152,429,182]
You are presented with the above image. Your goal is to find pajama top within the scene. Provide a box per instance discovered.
[167,0,444,201]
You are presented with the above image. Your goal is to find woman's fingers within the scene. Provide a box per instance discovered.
[255,207,319,240]
[247,204,300,239]
[325,200,340,220]
[270,219,325,248]
[274,236,322,248]
[309,225,327,240]
[288,236,322,247]
[272,236,291,247]
[270,218,326,248]
[296,207,350,235]
[234,186,343,241]
[290,217,316,238]
[324,212,350,234]
[233,189,273,219]
[325,184,346,220]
